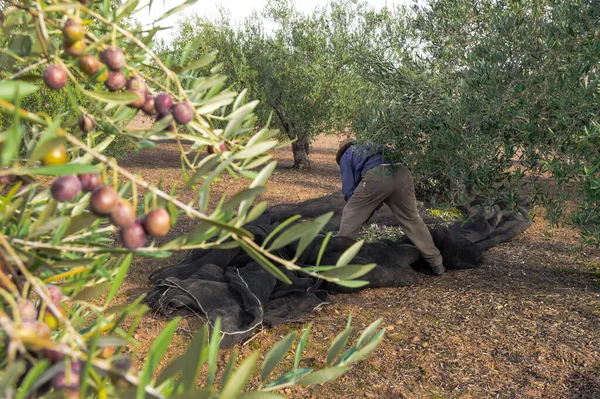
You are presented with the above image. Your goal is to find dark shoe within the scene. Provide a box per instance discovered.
[431,263,445,276]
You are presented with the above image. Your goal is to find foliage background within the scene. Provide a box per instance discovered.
[0,0,384,398]
[164,0,600,243]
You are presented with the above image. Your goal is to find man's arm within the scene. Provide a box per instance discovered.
[340,149,357,202]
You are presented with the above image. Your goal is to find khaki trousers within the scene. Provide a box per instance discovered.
[339,164,443,267]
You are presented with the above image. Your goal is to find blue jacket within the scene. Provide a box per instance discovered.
[339,145,385,202]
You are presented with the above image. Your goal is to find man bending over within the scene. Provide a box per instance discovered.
[336,138,445,276]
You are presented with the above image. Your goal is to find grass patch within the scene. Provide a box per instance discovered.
[358,224,405,243]
[426,206,465,222]
[335,207,465,243]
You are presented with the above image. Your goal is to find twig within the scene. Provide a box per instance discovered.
[242,328,265,346]
[62,225,116,242]
[0,246,20,295]
[10,239,118,253]
[8,59,48,80]
[34,1,50,57]
[10,236,233,254]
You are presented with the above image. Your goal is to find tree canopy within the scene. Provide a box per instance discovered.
[168,0,401,168]
[166,0,600,242]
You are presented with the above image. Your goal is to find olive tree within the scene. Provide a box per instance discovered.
[355,0,600,244]
[167,0,394,169]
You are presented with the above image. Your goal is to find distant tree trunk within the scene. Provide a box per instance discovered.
[271,102,311,169]
[291,134,311,169]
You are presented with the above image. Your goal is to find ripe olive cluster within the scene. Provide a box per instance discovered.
[14,286,63,350]
[12,289,67,365]
[10,286,80,397]
[51,173,171,249]
[42,17,195,132]
[10,285,133,398]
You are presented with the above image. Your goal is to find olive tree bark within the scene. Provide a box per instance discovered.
[271,102,311,169]
[291,135,311,169]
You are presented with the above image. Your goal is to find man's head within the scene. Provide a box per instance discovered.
[336,137,355,165]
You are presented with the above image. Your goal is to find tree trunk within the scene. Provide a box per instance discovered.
[270,101,312,169]
[291,135,311,169]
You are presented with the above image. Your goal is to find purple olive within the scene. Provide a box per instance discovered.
[154,93,173,116]
[142,96,157,116]
[43,66,68,90]
[100,47,125,71]
[78,174,103,192]
[172,102,193,125]
[46,285,63,305]
[78,114,94,133]
[0,174,16,185]
[17,300,38,322]
[120,220,147,250]
[126,76,147,94]
[126,89,146,109]
[79,55,100,76]
[105,71,126,91]
[44,347,64,363]
[110,200,136,228]
[89,186,118,216]
[143,208,170,236]
[53,367,80,390]
[51,175,82,202]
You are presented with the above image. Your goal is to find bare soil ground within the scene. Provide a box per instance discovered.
[116,125,600,399]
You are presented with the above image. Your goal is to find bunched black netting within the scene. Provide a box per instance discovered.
[146,198,531,347]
